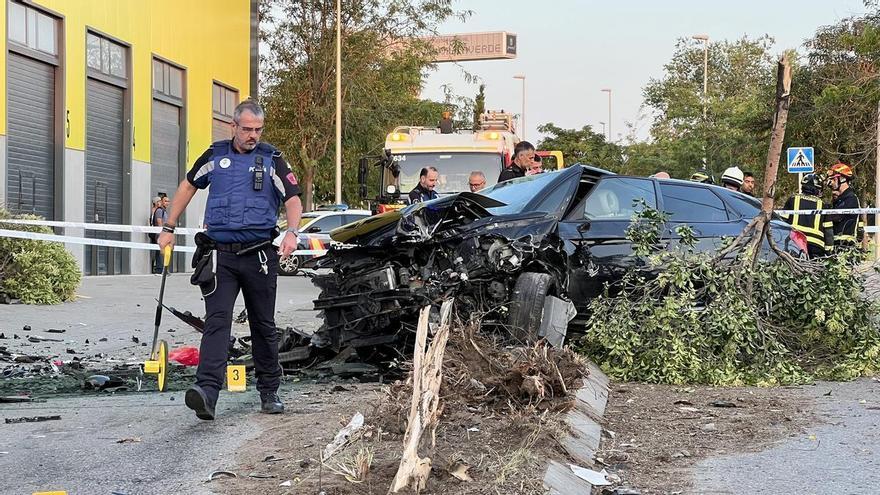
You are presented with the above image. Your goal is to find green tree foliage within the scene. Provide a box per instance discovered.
[260,0,465,209]
[786,8,880,203]
[472,83,486,130]
[636,36,776,183]
[578,207,880,385]
[536,123,625,172]
[0,209,81,305]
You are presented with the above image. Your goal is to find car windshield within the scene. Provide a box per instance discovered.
[478,171,562,215]
[396,152,502,195]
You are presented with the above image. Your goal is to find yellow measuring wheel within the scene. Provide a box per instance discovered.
[144,246,173,392]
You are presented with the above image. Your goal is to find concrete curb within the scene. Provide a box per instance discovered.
[542,359,610,494]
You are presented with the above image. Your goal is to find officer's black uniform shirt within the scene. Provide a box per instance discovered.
[498,164,525,183]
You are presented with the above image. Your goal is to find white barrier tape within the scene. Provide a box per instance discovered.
[776,207,880,216]
[0,227,327,257]
[0,218,204,235]
[0,228,197,252]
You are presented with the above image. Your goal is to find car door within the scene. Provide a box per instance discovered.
[558,176,658,313]
[658,183,740,253]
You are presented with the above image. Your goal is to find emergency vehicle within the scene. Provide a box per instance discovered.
[358,111,564,214]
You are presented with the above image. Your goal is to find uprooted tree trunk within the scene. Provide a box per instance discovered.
[717,54,796,270]
[389,300,454,493]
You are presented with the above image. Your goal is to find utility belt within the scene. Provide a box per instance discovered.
[190,231,277,294]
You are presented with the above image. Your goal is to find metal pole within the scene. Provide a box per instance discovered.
[334,0,342,205]
[875,102,880,260]
[702,39,708,119]
[607,90,612,142]
[521,76,526,141]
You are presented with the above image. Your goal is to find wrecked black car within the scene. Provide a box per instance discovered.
[311,165,806,352]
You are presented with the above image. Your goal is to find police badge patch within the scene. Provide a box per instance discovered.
[219,158,232,169]
[286,172,298,185]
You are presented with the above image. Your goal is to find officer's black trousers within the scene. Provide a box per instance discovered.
[196,247,281,403]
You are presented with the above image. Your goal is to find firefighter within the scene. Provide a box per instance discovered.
[825,163,864,250]
[720,166,744,192]
[782,174,833,259]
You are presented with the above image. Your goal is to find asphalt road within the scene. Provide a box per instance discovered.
[0,273,325,495]
[691,378,880,494]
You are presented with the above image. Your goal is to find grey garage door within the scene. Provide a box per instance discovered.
[6,52,55,219]
[151,100,180,198]
[212,118,232,143]
[85,78,126,275]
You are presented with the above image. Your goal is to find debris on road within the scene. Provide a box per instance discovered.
[5,415,61,424]
[168,346,200,366]
[46,328,66,334]
[116,437,142,444]
[0,395,32,403]
[207,471,238,482]
[570,464,612,486]
[84,375,125,391]
[322,412,365,461]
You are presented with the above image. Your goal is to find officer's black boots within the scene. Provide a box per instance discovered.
[260,391,284,414]
[185,385,216,421]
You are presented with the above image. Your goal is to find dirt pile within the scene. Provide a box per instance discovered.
[215,324,590,495]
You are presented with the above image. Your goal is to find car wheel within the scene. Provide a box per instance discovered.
[507,272,555,343]
[279,255,301,276]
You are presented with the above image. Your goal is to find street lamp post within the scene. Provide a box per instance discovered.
[601,89,612,141]
[692,34,709,119]
[513,74,526,140]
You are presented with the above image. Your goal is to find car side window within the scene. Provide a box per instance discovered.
[534,181,577,215]
[309,215,343,232]
[660,184,728,222]
[583,178,656,220]
[342,214,369,224]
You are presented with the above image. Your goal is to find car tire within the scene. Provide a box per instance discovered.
[279,255,302,276]
[507,272,555,343]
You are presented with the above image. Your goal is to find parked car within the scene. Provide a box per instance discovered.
[310,165,806,351]
[277,208,371,275]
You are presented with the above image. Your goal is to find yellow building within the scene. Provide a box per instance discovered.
[0,0,257,274]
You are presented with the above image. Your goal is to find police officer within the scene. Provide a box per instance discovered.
[158,100,303,421]
[498,141,537,183]
[782,174,833,259]
[408,166,439,203]
[825,163,863,250]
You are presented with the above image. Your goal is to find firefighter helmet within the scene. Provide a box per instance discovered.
[721,166,744,188]
[690,170,714,184]
[828,163,853,179]
[801,173,821,195]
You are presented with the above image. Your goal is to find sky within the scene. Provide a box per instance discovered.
[421,0,870,144]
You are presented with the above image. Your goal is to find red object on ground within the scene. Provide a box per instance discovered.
[168,346,200,366]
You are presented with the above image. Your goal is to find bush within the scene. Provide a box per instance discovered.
[0,208,81,304]
[577,206,880,385]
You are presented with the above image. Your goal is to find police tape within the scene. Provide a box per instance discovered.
[775,207,880,216]
[0,218,203,235]
[0,228,329,257]
[0,228,197,252]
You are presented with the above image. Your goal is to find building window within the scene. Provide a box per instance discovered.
[8,0,57,55]
[153,59,183,99]
[212,83,238,122]
[87,32,126,78]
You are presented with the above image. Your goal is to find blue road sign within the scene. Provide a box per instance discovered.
[787,147,814,173]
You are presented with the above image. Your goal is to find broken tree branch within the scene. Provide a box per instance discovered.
[389,299,455,493]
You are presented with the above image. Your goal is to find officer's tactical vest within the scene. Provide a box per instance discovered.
[204,141,280,234]
[790,194,832,252]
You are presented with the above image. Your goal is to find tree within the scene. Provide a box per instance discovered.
[472,83,486,130]
[536,123,624,172]
[640,36,777,183]
[260,0,463,210]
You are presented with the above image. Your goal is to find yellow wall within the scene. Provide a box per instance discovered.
[1,0,251,163]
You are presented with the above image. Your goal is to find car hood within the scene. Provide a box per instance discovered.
[329,192,506,244]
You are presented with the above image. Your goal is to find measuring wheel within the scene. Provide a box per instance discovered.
[144,339,170,392]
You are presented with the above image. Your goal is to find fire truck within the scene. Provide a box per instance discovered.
[358,111,564,214]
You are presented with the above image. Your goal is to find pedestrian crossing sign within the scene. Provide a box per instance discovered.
[787,147,814,173]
